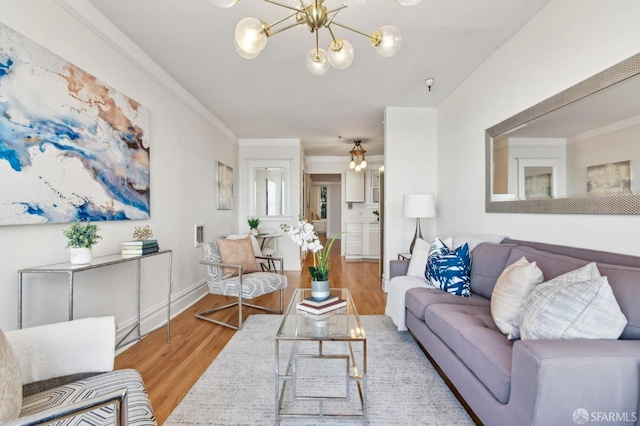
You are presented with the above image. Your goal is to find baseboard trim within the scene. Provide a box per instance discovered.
[284,261,301,271]
[115,279,208,352]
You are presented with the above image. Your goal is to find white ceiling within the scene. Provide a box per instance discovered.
[86,0,552,157]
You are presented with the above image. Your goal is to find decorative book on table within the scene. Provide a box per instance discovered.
[302,295,339,307]
[297,298,347,315]
[121,240,159,257]
[122,239,158,247]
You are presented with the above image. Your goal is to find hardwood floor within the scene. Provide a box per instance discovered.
[114,239,387,424]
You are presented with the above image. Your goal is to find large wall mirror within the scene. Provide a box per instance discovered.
[486,52,640,214]
[248,159,291,217]
[254,167,285,216]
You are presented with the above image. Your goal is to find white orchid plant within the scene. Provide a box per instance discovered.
[287,220,344,281]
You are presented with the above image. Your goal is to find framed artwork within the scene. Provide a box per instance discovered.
[525,173,552,199]
[587,161,631,194]
[0,22,150,225]
[216,161,233,210]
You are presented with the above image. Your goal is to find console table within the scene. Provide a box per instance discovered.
[17,250,172,349]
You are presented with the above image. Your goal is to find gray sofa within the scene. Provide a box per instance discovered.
[390,238,640,426]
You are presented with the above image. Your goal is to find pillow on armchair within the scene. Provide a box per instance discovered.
[215,236,259,278]
[0,329,22,422]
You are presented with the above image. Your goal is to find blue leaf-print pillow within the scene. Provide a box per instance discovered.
[424,237,450,284]
[426,242,471,297]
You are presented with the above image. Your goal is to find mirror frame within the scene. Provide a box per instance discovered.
[486,52,640,214]
[248,159,292,218]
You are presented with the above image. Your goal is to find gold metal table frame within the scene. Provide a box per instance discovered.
[17,250,172,349]
[275,288,367,424]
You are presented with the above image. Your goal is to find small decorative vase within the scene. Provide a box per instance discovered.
[250,228,259,236]
[311,279,330,300]
[70,247,92,265]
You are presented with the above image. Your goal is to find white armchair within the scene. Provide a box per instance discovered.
[0,317,155,425]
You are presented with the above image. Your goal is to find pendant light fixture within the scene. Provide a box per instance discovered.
[210,0,422,76]
[348,140,367,171]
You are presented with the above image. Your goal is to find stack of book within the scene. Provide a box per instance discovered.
[121,240,159,258]
[297,294,346,315]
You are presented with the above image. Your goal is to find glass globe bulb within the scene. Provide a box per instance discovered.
[235,18,268,56]
[305,48,329,76]
[396,0,422,5]
[360,159,367,169]
[234,38,261,60]
[328,39,354,70]
[355,164,362,172]
[287,0,304,25]
[349,160,356,169]
[209,0,237,8]
[374,25,402,58]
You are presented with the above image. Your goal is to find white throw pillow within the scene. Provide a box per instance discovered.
[0,329,22,422]
[406,238,431,278]
[406,237,452,280]
[491,257,544,340]
[519,276,627,340]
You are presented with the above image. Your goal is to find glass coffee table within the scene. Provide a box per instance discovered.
[275,288,366,424]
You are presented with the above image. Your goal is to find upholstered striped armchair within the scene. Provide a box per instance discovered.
[1,317,155,426]
[196,237,287,330]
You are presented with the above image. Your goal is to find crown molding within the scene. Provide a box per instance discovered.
[54,0,237,142]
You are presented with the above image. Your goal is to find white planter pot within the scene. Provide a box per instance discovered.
[70,247,92,265]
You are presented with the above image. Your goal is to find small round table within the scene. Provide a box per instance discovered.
[256,233,282,270]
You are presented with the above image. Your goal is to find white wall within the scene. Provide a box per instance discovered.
[437,0,640,255]
[327,184,342,238]
[0,0,237,332]
[238,139,302,270]
[384,107,437,289]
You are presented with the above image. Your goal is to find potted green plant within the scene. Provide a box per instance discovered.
[247,217,260,235]
[288,220,345,300]
[63,220,102,264]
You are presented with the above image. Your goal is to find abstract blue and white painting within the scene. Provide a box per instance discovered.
[0,22,150,225]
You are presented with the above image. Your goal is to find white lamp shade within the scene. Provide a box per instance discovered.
[403,194,435,218]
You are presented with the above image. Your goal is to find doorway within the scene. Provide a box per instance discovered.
[308,174,342,239]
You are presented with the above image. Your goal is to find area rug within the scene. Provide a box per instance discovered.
[165,315,473,425]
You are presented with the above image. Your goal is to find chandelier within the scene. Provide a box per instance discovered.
[348,140,367,171]
[209,0,423,76]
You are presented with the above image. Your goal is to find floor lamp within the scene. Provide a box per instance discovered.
[403,194,436,253]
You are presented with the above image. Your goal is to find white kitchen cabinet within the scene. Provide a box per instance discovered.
[371,171,380,205]
[367,223,380,257]
[345,222,363,257]
[344,221,379,260]
[345,171,365,203]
